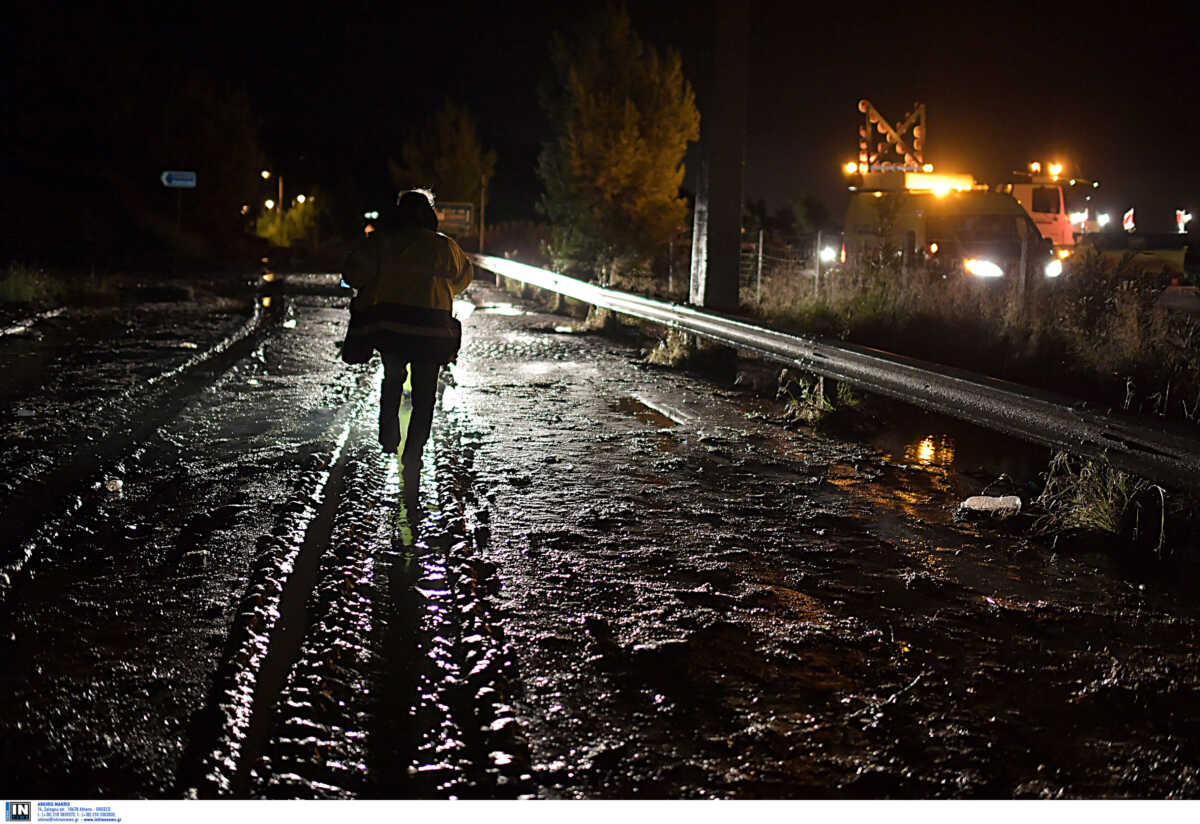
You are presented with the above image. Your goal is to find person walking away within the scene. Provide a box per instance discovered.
[342,189,473,477]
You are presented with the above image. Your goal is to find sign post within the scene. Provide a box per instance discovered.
[435,202,475,237]
[160,171,197,188]
[161,171,196,232]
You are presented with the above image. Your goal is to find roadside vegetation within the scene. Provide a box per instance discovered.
[749,255,1200,426]
[1,262,122,308]
[537,6,699,283]
[0,263,65,305]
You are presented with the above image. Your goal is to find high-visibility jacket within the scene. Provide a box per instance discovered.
[342,227,474,363]
[343,227,473,311]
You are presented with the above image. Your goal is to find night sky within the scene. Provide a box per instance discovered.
[7,3,1199,243]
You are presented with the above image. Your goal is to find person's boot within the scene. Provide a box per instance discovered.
[380,411,401,453]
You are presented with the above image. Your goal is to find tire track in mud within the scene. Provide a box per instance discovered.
[0,297,276,604]
[178,390,365,797]
[181,377,531,798]
[372,406,532,799]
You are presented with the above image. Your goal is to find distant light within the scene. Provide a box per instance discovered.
[929,242,939,254]
[1048,162,1063,178]
[844,161,858,174]
[819,246,837,263]
[261,296,272,307]
[296,194,306,204]
[858,163,868,174]
[1069,210,1088,225]
[363,210,379,220]
[905,172,974,194]
[1044,259,1063,278]
[1092,181,1100,188]
[1057,249,1071,259]
[264,199,275,210]
[1029,161,1042,173]
[261,272,276,283]
[922,163,933,173]
[1178,210,1193,233]
[873,191,884,198]
[1097,213,1111,227]
[964,258,1003,278]
[261,170,271,180]
[364,224,375,236]
[1123,208,1135,232]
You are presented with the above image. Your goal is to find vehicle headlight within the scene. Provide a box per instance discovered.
[1044,258,1063,278]
[964,258,1003,278]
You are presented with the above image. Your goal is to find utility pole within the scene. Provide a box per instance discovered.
[689,2,747,312]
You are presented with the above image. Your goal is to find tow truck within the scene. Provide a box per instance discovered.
[836,101,1124,283]
[839,100,1060,281]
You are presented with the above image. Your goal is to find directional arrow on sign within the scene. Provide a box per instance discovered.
[161,170,197,188]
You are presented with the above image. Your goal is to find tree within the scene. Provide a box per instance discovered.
[388,101,496,207]
[791,194,833,236]
[537,6,699,278]
[254,194,321,248]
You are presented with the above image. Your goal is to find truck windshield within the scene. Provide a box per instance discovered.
[1032,187,1061,213]
[926,214,1022,241]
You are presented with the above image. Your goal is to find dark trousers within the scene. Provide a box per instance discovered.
[380,352,440,469]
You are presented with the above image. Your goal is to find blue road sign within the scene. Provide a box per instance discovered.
[161,170,197,188]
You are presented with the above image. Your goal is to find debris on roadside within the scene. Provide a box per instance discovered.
[957,494,1022,518]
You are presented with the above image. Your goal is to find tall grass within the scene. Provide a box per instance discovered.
[748,256,1200,424]
[1034,452,1171,555]
[0,263,65,305]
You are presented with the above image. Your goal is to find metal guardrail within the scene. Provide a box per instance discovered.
[471,254,1200,488]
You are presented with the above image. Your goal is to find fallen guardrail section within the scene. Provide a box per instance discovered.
[471,253,1200,488]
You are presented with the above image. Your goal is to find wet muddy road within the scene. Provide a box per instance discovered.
[1,274,1198,799]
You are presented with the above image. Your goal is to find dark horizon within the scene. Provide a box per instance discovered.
[5,4,1198,261]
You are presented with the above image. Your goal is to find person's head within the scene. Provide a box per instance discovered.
[394,188,438,231]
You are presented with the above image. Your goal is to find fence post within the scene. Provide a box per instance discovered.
[815,229,822,299]
[756,228,764,304]
[668,237,673,296]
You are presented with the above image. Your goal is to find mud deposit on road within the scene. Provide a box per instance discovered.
[1,275,1198,799]
[446,282,1200,798]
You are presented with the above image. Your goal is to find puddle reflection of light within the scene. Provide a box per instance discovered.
[905,435,956,468]
[476,303,525,316]
[521,361,562,377]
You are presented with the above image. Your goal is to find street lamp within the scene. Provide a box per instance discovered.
[296,194,306,204]
[264,199,275,210]
[261,170,283,214]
